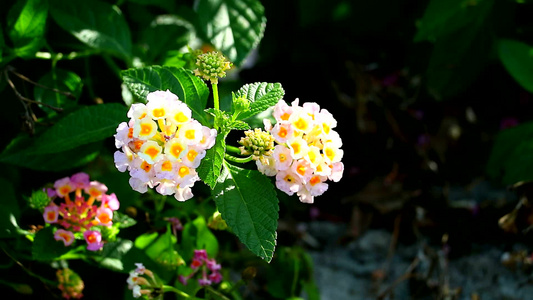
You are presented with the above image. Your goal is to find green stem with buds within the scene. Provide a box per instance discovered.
[213,83,220,111]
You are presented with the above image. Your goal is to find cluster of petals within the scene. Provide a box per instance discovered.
[179,249,222,286]
[43,172,120,251]
[259,99,344,203]
[127,263,155,298]
[114,90,216,201]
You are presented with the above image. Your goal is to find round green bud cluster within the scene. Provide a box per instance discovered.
[194,51,232,84]
[29,190,51,211]
[233,95,250,114]
[238,128,275,164]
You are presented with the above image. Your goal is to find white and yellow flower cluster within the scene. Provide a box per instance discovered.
[260,99,344,203]
[114,90,216,201]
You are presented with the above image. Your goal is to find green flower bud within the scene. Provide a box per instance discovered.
[29,190,51,211]
[238,128,275,163]
[233,95,250,116]
[208,211,228,230]
[194,51,232,84]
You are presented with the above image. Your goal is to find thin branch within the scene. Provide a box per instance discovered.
[4,68,64,112]
[7,66,75,99]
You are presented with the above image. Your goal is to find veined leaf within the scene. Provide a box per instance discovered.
[121,66,209,124]
[30,103,127,154]
[196,0,266,66]
[198,133,226,189]
[0,134,101,171]
[213,162,278,262]
[235,82,284,120]
[498,39,533,94]
[49,0,132,60]
[7,0,48,58]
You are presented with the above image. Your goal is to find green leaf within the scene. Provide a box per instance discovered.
[235,82,285,120]
[92,239,133,272]
[414,0,493,42]
[49,0,132,60]
[0,178,20,238]
[198,133,226,189]
[0,135,101,171]
[114,211,137,229]
[181,216,219,261]
[32,227,70,261]
[134,232,159,249]
[34,69,83,117]
[30,103,127,154]
[121,66,209,124]
[230,120,250,130]
[498,39,533,94]
[486,121,533,184]
[139,15,195,64]
[213,162,278,262]
[7,0,48,58]
[196,0,266,66]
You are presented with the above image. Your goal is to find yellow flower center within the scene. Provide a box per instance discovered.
[144,146,160,160]
[175,112,188,123]
[98,213,110,224]
[185,129,196,140]
[279,127,287,138]
[187,149,198,161]
[178,166,190,177]
[161,161,172,171]
[153,108,165,118]
[141,161,152,172]
[310,176,321,186]
[171,144,184,157]
[140,123,153,135]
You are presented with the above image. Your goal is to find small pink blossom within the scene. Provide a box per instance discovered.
[101,193,120,211]
[43,205,59,224]
[70,172,90,189]
[83,230,103,251]
[54,229,75,246]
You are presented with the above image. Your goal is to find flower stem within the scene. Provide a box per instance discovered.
[212,83,220,111]
[226,145,242,154]
[161,285,197,299]
[224,153,253,164]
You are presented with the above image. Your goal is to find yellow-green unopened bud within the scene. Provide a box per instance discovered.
[238,128,275,163]
[233,95,250,114]
[208,211,228,230]
[194,51,232,84]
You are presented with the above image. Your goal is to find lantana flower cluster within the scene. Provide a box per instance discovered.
[258,99,344,203]
[179,249,222,286]
[127,263,156,298]
[56,268,84,299]
[42,172,120,251]
[114,90,216,201]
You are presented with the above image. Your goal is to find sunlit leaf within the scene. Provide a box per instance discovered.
[213,162,278,262]
[196,0,266,66]
[122,66,209,124]
[235,82,285,120]
[7,0,48,58]
[198,134,226,189]
[50,0,132,60]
